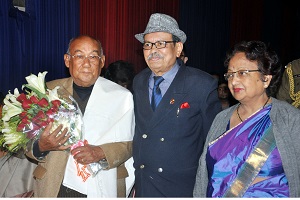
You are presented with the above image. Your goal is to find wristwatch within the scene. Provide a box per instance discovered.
[98,158,109,170]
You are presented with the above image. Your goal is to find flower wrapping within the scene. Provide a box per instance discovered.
[0,71,84,153]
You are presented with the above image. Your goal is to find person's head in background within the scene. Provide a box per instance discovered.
[217,76,237,109]
[180,45,188,64]
[104,60,135,92]
[218,79,229,101]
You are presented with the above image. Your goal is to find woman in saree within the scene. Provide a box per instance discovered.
[193,40,300,197]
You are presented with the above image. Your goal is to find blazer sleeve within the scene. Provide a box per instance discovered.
[99,141,132,179]
[99,141,132,169]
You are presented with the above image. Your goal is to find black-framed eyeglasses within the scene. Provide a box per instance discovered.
[68,54,101,63]
[143,41,176,50]
[224,69,261,81]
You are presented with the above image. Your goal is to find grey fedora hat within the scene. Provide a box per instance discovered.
[135,13,186,44]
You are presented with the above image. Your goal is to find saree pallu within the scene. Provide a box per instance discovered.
[206,104,289,197]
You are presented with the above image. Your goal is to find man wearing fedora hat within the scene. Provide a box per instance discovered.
[132,13,221,197]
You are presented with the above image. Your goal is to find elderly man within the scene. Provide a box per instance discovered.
[132,13,222,197]
[26,35,135,197]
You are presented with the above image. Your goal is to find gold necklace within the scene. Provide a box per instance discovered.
[236,96,270,122]
[236,104,243,122]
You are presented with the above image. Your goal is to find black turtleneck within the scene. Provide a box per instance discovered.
[73,83,94,101]
[72,83,94,115]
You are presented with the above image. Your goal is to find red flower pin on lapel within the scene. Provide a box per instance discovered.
[177,102,190,117]
[180,102,190,109]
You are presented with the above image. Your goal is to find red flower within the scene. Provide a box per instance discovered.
[180,102,190,109]
[51,100,61,108]
[22,99,32,110]
[16,93,27,103]
[47,118,54,123]
[46,108,56,117]
[31,116,44,128]
[19,111,27,118]
[38,98,49,108]
[36,110,47,119]
[21,117,30,124]
[17,122,27,132]
[17,93,27,103]
[30,96,39,104]
[39,120,48,127]
[17,116,31,131]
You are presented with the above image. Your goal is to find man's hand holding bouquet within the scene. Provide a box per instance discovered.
[0,71,84,155]
[0,71,106,177]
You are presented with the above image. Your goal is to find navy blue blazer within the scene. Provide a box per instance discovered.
[132,60,222,197]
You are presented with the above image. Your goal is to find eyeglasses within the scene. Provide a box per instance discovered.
[68,54,101,63]
[224,69,261,81]
[143,41,176,50]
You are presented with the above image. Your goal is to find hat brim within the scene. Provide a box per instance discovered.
[135,27,186,44]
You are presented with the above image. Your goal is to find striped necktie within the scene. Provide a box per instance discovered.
[151,76,164,111]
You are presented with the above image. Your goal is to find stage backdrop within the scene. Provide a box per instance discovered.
[79,0,179,73]
[1,0,299,94]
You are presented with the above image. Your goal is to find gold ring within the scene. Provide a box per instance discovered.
[58,142,61,146]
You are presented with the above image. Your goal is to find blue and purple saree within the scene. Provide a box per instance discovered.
[206,104,289,197]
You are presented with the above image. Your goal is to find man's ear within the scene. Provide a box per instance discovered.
[176,42,183,58]
[100,55,105,69]
[184,57,188,64]
[64,54,70,68]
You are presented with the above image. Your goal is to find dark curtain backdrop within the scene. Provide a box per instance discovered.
[1,0,30,94]
[0,0,79,94]
[228,0,300,71]
[1,0,300,94]
[79,0,179,73]
[79,0,231,75]
[179,0,231,75]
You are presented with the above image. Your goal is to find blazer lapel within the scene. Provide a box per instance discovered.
[134,70,154,121]
[148,65,188,128]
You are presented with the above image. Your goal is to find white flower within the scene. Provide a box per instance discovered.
[47,86,60,101]
[2,123,12,133]
[24,71,48,94]
[5,89,22,106]
[3,132,22,144]
[2,94,22,122]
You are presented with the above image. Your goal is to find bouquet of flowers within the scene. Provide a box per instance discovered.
[0,71,84,154]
